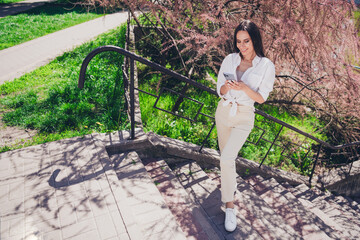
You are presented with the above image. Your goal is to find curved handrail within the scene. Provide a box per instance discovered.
[78,45,217,95]
[78,45,360,151]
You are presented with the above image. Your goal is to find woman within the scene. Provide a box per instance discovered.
[215,20,275,232]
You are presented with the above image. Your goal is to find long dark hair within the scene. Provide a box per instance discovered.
[233,20,265,58]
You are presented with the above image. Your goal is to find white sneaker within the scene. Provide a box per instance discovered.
[224,208,237,232]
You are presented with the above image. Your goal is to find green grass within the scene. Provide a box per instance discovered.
[137,65,219,148]
[355,9,360,36]
[0,24,128,152]
[241,105,327,175]
[0,3,106,50]
[0,0,23,4]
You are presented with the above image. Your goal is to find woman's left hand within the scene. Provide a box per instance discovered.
[228,80,248,91]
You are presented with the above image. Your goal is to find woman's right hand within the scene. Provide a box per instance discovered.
[220,80,232,95]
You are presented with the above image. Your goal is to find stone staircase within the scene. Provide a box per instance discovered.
[1,129,359,239]
[97,130,360,240]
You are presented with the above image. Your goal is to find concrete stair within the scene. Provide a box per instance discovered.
[84,131,360,239]
[170,160,262,239]
[2,130,359,239]
[103,146,360,239]
[286,183,360,239]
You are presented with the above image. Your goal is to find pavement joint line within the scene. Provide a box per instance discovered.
[90,133,132,239]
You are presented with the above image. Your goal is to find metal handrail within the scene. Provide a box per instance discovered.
[78,46,216,95]
[78,45,360,184]
[254,110,360,150]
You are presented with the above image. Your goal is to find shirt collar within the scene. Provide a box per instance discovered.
[252,55,261,65]
[236,53,262,65]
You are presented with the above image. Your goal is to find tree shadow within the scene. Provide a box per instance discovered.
[0,131,131,239]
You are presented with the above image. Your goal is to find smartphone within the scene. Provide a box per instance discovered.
[223,72,236,82]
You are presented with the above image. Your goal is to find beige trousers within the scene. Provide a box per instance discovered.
[215,99,255,203]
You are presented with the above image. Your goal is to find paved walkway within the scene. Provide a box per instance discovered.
[0,10,129,85]
[0,129,189,239]
[0,131,134,239]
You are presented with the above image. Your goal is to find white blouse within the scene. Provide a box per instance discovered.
[217,53,275,116]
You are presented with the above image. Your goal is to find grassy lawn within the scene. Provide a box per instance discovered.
[0,24,128,152]
[0,0,23,4]
[0,3,106,50]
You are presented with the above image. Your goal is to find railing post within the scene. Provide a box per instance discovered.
[309,144,322,186]
[259,125,284,168]
[347,146,358,176]
[130,58,135,139]
[199,122,216,153]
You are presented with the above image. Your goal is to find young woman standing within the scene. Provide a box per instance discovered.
[215,20,276,232]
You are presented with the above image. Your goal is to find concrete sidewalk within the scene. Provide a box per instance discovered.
[0,10,129,85]
[0,131,134,239]
[0,129,188,239]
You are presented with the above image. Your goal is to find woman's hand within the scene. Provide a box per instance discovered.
[227,80,248,91]
[221,80,248,95]
[220,80,231,95]
[227,80,265,103]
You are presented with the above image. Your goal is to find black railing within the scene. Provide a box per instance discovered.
[78,45,360,185]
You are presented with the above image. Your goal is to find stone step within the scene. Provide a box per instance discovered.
[231,174,301,239]
[311,187,360,220]
[257,177,344,239]
[283,182,356,240]
[95,131,360,240]
[245,175,332,239]
[284,181,359,212]
[172,161,263,240]
[296,184,360,228]
[333,195,360,214]
[207,171,301,240]
[141,157,221,240]
[289,183,360,240]
[109,151,187,240]
[211,176,276,240]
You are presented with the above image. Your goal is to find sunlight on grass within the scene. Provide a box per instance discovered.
[0,0,23,3]
[0,3,105,50]
[0,24,128,152]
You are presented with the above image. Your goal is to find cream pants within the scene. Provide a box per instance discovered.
[215,99,255,203]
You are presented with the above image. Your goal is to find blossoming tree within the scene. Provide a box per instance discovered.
[83,0,360,143]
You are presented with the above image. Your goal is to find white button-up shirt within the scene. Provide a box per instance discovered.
[217,53,275,116]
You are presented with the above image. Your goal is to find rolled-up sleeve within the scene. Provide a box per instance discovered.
[257,61,275,101]
[217,55,230,98]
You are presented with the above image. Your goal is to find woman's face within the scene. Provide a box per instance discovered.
[236,30,255,60]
